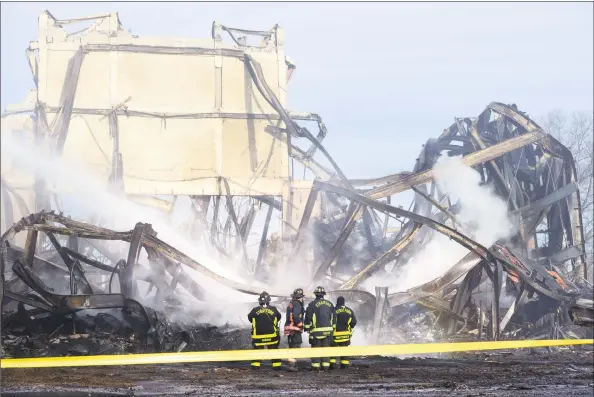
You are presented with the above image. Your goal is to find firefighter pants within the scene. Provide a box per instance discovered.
[287,333,302,365]
[251,343,281,369]
[309,336,331,369]
[330,340,351,367]
[287,332,303,348]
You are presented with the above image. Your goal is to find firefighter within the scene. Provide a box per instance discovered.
[304,286,335,371]
[330,296,357,369]
[247,291,282,370]
[284,288,305,372]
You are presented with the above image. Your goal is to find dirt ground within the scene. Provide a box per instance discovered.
[1,348,593,396]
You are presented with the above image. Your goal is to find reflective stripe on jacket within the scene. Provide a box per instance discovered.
[284,299,305,336]
[304,297,335,339]
[248,304,282,346]
[333,305,357,343]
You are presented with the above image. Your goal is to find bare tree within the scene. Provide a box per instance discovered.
[541,110,593,279]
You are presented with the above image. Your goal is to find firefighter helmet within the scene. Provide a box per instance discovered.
[258,291,271,305]
[292,288,304,299]
[314,286,326,296]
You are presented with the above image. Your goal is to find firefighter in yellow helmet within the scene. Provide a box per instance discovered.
[304,286,335,370]
[247,291,282,370]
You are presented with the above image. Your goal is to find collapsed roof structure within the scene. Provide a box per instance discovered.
[1,11,592,356]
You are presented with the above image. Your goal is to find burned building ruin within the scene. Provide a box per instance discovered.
[1,11,592,357]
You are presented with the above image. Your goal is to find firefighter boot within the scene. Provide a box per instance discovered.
[329,358,337,370]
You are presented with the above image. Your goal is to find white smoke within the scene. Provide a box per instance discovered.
[0,130,265,327]
[1,124,517,338]
[364,154,515,294]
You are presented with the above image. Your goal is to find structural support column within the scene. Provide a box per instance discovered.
[499,284,529,334]
[23,229,38,268]
[255,203,274,272]
[312,203,363,284]
[372,286,388,344]
[290,187,319,260]
[491,261,503,340]
[123,223,148,299]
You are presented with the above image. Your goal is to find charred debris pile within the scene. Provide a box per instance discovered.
[0,212,255,358]
[2,101,593,359]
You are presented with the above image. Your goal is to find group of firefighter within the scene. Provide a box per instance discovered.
[247,286,357,372]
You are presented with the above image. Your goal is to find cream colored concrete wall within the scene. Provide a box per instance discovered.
[2,12,318,239]
[36,12,290,199]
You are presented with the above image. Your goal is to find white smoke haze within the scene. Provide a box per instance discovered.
[273,238,316,294]
[2,125,517,346]
[0,126,340,330]
[1,130,268,327]
[364,155,515,295]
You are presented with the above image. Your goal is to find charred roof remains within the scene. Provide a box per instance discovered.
[1,12,592,357]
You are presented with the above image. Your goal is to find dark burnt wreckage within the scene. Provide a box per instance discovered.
[1,12,592,357]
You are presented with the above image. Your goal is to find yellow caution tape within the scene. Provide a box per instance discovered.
[1,339,591,369]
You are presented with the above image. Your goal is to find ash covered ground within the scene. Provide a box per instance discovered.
[2,349,593,397]
[2,308,592,397]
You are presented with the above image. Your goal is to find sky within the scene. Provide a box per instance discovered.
[1,2,593,180]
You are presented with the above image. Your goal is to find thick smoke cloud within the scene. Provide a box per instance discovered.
[364,155,515,294]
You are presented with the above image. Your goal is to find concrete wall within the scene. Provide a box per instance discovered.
[1,11,319,242]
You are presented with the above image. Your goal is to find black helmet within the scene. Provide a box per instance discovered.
[258,291,271,305]
[336,296,345,306]
[292,288,304,299]
[314,286,326,297]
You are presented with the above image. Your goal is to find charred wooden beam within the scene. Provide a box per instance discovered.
[61,247,119,274]
[123,223,148,299]
[45,232,94,294]
[500,283,529,333]
[372,286,388,344]
[447,265,483,335]
[340,223,421,290]
[290,187,319,260]
[491,261,503,340]
[219,178,251,273]
[255,203,274,271]
[366,130,547,199]
[23,229,38,268]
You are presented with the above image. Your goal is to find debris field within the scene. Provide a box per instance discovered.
[0,10,593,397]
[2,349,593,396]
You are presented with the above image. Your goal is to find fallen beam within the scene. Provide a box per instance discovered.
[366,129,547,199]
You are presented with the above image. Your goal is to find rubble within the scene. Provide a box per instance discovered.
[2,305,251,358]
[1,11,593,358]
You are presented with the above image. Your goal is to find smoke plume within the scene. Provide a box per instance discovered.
[1,130,264,327]
[364,154,515,294]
